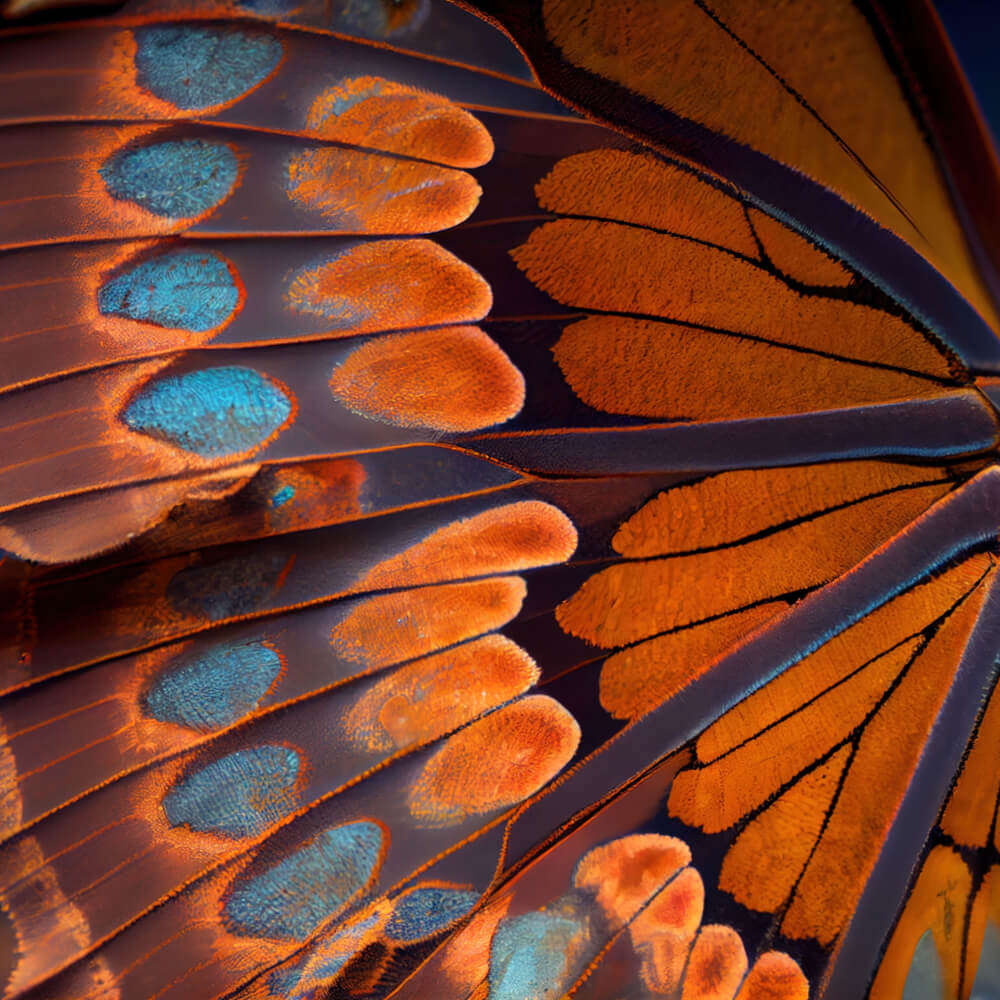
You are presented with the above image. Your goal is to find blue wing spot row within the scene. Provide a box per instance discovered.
[144,640,282,731]
[122,366,293,458]
[226,820,385,940]
[100,139,239,219]
[163,745,301,838]
[385,887,480,942]
[99,250,240,332]
[134,25,283,111]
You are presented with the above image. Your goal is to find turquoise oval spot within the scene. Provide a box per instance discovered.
[99,250,239,332]
[100,139,238,218]
[134,25,282,111]
[386,888,479,942]
[226,820,384,940]
[144,641,282,731]
[163,746,300,838]
[489,911,586,1000]
[123,366,292,458]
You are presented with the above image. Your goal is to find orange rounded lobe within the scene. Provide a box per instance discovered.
[747,207,852,287]
[735,951,809,1000]
[680,925,748,1000]
[285,239,491,335]
[329,577,527,670]
[330,326,524,431]
[360,501,578,592]
[343,634,540,753]
[407,694,580,824]
[305,76,493,168]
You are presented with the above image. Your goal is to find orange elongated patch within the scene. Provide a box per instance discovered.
[408,694,580,824]
[305,76,493,168]
[360,501,577,592]
[559,482,955,648]
[539,0,999,330]
[330,326,524,431]
[513,219,955,378]
[551,315,940,419]
[329,576,527,669]
[534,148,759,259]
[599,602,787,722]
[343,634,539,753]
[286,147,480,233]
[681,925,748,1000]
[735,952,810,1000]
[747,207,851,287]
[285,239,491,334]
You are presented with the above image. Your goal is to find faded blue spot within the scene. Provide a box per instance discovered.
[163,745,300,838]
[123,366,291,457]
[227,820,384,940]
[386,887,478,942]
[100,139,238,218]
[270,484,295,508]
[902,929,945,1000]
[970,919,1000,1000]
[167,550,291,622]
[99,251,239,332]
[488,911,586,1000]
[144,641,281,731]
[236,0,298,14]
[134,26,282,111]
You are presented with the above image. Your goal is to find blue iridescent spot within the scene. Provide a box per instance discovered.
[100,139,238,218]
[163,746,300,838]
[134,26,282,111]
[386,888,479,942]
[488,911,585,1000]
[144,641,281,731]
[99,251,239,332]
[270,484,295,508]
[226,820,384,940]
[167,551,291,622]
[123,366,292,458]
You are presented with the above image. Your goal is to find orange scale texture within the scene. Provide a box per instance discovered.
[407,694,580,825]
[305,76,493,168]
[285,148,480,233]
[330,326,524,432]
[284,239,491,334]
[681,925,748,1000]
[735,952,810,1000]
[746,207,852,287]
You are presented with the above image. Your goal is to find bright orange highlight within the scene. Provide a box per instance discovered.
[343,634,539,753]
[513,219,956,378]
[735,951,810,1000]
[329,576,527,669]
[534,149,759,258]
[408,695,580,824]
[285,239,491,334]
[747,208,852,287]
[286,148,480,233]
[551,315,939,419]
[680,925,748,1000]
[599,603,786,722]
[330,326,524,431]
[360,501,577,592]
[305,76,493,168]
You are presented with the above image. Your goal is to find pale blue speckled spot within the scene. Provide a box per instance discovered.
[100,139,238,218]
[99,250,239,332]
[163,745,300,838]
[123,366,291,457]
[227,820,384,940]
[488,911,585,1000]
[144,641,281,731]
[386,888,479,942]
[167,550,290,622]
[135,26,282,111]
[970,920,1000,1000]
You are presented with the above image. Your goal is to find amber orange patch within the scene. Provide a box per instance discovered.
[551,315,940,419]
[360,501,577,592]
[747,208,852,287]
[599,602,786,722]
[534,149,759,258]
[286,148,480,233]
[735,951,810,1000]
[681,925,747,1000]
[408,694,580,824]
[343,634,539,753]
[513,219,955,378]
[330,326,524,431]
[305,76,493,168]
[285,240,491,334]
[329,576,527,669]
